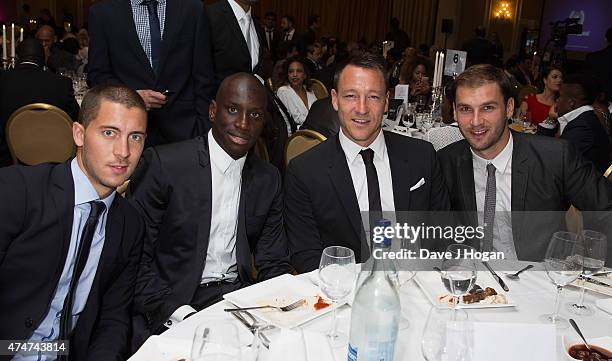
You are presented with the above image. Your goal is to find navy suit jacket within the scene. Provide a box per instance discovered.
[88,0,215,143]
[561,110,611,174]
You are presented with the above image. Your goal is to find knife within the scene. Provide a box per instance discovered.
[584,277,612,288]
[230,311,271,349]
[483,261,509,292]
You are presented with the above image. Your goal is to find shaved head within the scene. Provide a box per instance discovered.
[216,73,266,102]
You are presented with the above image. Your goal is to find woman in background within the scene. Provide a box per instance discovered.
[520,66,563,125]
[276,56,317,129]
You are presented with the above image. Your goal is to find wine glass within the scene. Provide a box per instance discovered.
[422,306,471,361]
[319,246,357,346]
[440,244,477,317]
[567,230,606,316]
[191,322,241,361]
[422,113,434,132]
[539,231,582,329]
[402,102,416,128]
[521,111,532,130]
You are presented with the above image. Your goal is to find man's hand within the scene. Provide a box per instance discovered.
[136,90,167,110]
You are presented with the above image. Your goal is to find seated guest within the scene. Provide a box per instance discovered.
[0,39,79,167]
[276,56,317,129]
[129,73,292,347]
[305,42,323,75]
[557,74,611,174]
[271,40,298,89]
[400,56,432,104]
[438,64,612,262]
[519,66,562,125]
[301,97,340,139]
[0,84,147,360]
[284,53,450,273]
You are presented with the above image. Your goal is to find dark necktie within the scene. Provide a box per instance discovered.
[266,30,273,49]
[360,148,382,243]
[58,201,106,344]
[142,0,161,74]
[482,163,496,252]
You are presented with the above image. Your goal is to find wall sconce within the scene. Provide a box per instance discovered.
[493,1,512,21]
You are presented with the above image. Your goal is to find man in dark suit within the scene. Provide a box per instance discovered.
[206,0,273,90]
[262,11,281,62]
[88,0,215,146]
[0,84,146,361]
[284,53,450,273]
[438,64,612,263]
[0,39,80,167]
[297,14,319,56]
[301,96,340,138]
[584,27,612,99]
[128,73,292,348]
[461,26,494,67]
[557,74,611,174]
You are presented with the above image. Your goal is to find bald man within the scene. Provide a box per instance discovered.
[35,25,55,61]
[36,24,76,72]
[128,73,292,348]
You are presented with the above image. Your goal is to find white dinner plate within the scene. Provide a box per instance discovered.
[414,271,516,309]
[223,274,337,329]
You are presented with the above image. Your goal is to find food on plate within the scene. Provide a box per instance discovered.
[567,344,612,360]
[314,295,331,310]
[437,285,508,305]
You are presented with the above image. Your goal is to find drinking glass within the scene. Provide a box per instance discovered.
[422,306,472,361]
[521,111,532,130]
[422,113,434,132]
[440,244,477,317]
[401,102,416,128]
[319,246,357,346]
[539,231,582,329]
[191,322,241,361]
[567,230,606,316]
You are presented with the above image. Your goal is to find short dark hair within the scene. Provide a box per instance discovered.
[282,55,311,88]
[474,26,486,38]
[16,38,44,64]
[448,64,514,105]
[333,52,388,90]
[307,14,320,27]
[562,73,600,106]
[306,41,321,55]
[79,84,146,126]
[282,15,295,26]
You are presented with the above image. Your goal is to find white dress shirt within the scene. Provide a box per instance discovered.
[228,0,259,70]
[284,28,295,41]
[472,133,517,259]
[276,85,317,128]
[558,105,595,134]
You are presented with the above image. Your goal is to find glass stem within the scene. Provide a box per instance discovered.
[552,285,563,323]
[578,277,587,307]
[329,300,338,339]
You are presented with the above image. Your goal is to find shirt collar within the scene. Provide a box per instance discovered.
[70,158,116,210]
[558,105,594,134]
[228,0,251,22]
[471,132,513,174]
[339,128,386,165]
[208,130,247,174]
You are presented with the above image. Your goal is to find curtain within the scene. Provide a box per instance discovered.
[391,0,438,48]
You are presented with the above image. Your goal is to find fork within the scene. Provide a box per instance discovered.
[224,299,306,312]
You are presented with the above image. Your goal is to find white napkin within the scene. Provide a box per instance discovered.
[596,298,612,315]
[470,322,555,361]
[268,328,334,361]
[128,335,191,361]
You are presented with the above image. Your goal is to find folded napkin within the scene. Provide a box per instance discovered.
[128,335,191,361]
[268,328,335,361]
[596,298,612,315]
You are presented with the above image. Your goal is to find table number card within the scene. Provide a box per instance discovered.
[394,84,409,104]
[444,49,467,77]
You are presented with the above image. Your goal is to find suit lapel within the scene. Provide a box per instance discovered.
[457,142,478,225]
[157,0,182,79]
[221,0,251,61]
[511,133,529,254]
[50,163,75,274]
[195,139,213,274]
[97,200,124,282]
[385,132,411,210]
[117,0,154,78]
[236,155,255,281]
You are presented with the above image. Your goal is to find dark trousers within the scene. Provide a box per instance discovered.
[191,279,244,311]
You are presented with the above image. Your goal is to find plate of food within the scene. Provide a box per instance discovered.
[414,271,515,309]
[223,274,334,329]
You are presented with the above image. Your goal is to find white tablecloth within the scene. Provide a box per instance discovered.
[130,265,612,361]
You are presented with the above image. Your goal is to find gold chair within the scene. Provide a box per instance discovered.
[265,78,276,93]
[604,163,612,181]
[309,78,329,99]
[517,85,539,103]
[285,129,327,167]
[5,103,75,165]
[116,180,130,198]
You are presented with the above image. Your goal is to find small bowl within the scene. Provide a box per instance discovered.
[563,335,612,360]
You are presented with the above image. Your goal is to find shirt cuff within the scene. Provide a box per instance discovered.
[164,305,197,329]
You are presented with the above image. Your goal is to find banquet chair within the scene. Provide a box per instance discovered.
[604,163,612,181]
[518,85,538,102]
[285,129,327,167]
[425,125,464,151]
[116,180,130,198]
[265,78,276,93]
[309,79,329,99]
[5,103,75,165]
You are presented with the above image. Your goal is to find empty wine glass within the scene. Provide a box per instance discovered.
[402,102,416,128]
[440,244,478,317]
[567,230,606,316]
[319,246,357,346]
[539,231,582,329]
[422,306,472,361]
[191,321,241,361]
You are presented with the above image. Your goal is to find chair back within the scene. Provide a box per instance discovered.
[425,125,464,151]
[265,78,275,93]
[5,103,75,165]
[604,163,612,181]
[518,85,539,103]
[285,129,326,167]
[309,79,329,99]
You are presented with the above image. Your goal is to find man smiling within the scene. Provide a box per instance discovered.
[284,52,449,273]
[128,73,292,348]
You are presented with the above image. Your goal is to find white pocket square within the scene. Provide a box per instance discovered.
[409,177,425,191]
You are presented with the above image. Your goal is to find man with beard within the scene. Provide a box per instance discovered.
[128,73,292,348]
[438,64,612,262]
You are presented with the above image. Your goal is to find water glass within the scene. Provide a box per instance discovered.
[567,230,606,316]
[191,322,241,361]
[440,244,477,313]
[422,306,472,361]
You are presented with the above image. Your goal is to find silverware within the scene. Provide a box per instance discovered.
[592,269,612,276]
[231,311,272,349]
[569,318,592,352]
[584,277,612,288]
[433,266,442,273]
[224,298,306,312]
[504,264,534,280]
[483,261,509,292]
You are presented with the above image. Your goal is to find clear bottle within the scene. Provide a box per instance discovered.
[347,219,401,361]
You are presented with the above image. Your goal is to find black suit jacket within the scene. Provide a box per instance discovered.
[561,110,611,174]
[437,132,612,262]
[263,27,282,61]
[206,0,273,90]
[284,131,450,273]
[0,162,145,361]
[585,45,612,98]
[301,97,339,139]
[0,63,79,167]
[128,137,292,339]
[88,0,215,143]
